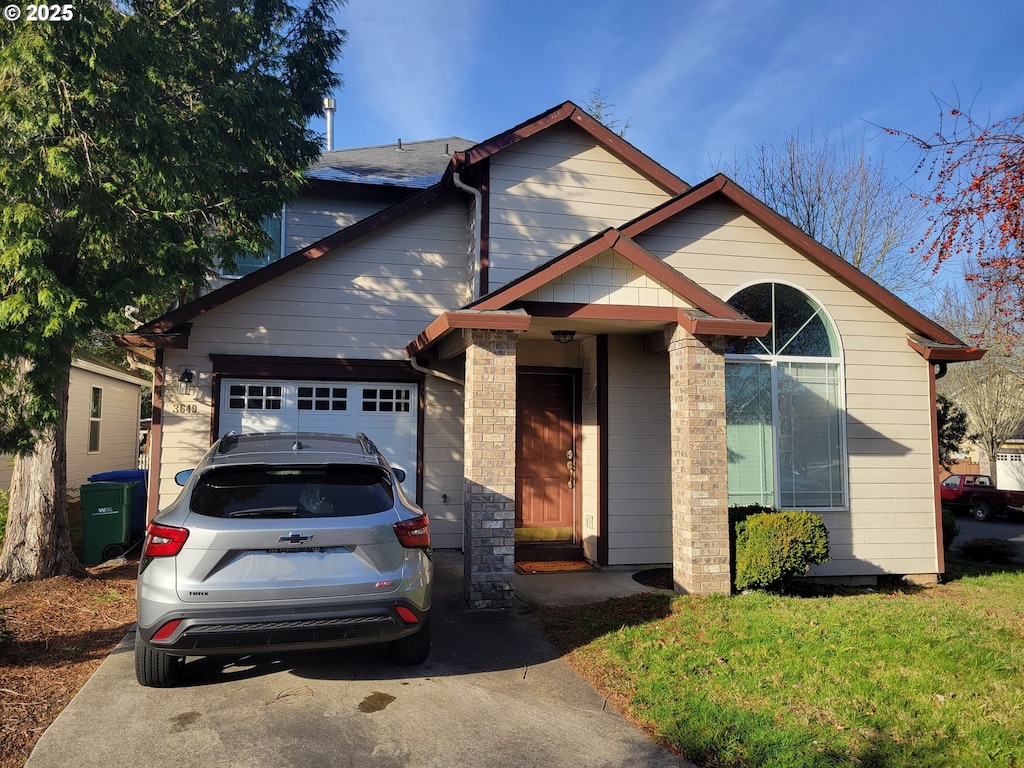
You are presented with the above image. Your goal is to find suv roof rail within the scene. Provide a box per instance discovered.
[355,432,378,457]
[218,431,238,454]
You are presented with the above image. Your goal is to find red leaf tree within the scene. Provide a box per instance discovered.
[888,104,1024,326]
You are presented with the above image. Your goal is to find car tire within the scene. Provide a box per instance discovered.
[971,499,994,522]
[135,630,184,687]
[388,617,431,665]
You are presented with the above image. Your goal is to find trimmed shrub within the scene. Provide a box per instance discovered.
[957,537,1017,564]
[941,507,960,550]
[728,504,777,584]
[734,510,830,592]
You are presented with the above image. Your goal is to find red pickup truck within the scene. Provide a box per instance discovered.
[939,474,1024,521]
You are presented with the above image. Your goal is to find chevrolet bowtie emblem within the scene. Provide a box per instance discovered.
[279,532,314,544]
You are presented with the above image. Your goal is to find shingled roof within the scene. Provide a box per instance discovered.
[307,137,477,188]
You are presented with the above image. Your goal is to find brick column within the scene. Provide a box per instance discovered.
[667,326,731,595]
[463,329,518,609]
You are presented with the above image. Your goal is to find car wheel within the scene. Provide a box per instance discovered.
[135,630,184,687]
[971,499,993,522]
[388,617,431,665]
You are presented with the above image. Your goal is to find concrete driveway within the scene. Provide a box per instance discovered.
[26,553,688,768]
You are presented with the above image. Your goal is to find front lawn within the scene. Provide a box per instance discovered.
[537,559,1024,768]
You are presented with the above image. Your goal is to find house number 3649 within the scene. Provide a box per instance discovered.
[171,403,199,415]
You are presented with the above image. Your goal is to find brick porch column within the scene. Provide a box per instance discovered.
[463,329,519,609]
[667,326,731,595]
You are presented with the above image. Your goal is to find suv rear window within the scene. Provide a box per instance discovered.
[189,465,395,518]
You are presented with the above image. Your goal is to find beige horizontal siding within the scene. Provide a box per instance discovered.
[419,377,465,549]
[635,196,940,575]
[519,251,692,308]
[487,125,672,290]
[0,365,144,497]
[188,197,471,359]
[605,336,671,565]
[285,195,394,253]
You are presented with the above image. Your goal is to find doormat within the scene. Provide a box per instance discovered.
[515,560,594,575]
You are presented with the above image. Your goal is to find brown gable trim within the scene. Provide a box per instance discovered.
[209,355,423,381]
[622,174,970,348]
[515,301,680,323]
[455,101,687,195]
[130,182,453,335]
[473,228,751,322]
[611,234,749,320]
[906,336,986,362]
[515,302,770,338]
[620,174,729,237]
[405,310,532,357]
[680,311,773,338]
[114,326,191,349]
[474,229,620,309]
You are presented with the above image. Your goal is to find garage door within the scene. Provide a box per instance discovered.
[218,379,418,495]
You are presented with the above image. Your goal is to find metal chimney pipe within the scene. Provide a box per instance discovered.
[323,96,337,151]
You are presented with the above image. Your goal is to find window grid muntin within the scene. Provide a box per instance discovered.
[228,383,283,411]
[725,282,847,511]
[362,387,411,413]
[297,386,348,412]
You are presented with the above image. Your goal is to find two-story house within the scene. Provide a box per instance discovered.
[118,102,979,607]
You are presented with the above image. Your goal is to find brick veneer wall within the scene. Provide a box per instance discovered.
[667,326,731,594]
[462,329,519,609]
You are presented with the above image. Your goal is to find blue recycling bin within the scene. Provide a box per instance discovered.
[87,469,148,536]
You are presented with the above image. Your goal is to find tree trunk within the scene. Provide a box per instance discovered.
[0,359,85,581]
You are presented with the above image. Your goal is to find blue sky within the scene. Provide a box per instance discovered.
[315,0,1023,185]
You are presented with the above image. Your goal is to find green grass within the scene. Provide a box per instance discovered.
[537,559,1024,768]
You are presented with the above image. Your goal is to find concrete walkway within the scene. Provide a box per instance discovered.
[26,553,687,768]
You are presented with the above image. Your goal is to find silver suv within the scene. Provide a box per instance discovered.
[135,432,432,687]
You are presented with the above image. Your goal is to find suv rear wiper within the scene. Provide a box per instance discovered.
[226,507,300,518]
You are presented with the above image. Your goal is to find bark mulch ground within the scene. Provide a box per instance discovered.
[0,559,138,768]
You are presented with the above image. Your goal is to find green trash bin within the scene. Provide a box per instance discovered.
[80,482,137,565]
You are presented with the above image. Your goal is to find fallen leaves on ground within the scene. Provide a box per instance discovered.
[0,560,137,768]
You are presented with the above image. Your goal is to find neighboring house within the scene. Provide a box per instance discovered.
[0,355,149,496]
[991,437,1024,490]
[116,102,980,607]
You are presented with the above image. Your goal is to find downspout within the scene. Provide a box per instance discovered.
[408,356,465,551]
[446,165,481,553]
[409,356,464,387]
[452,170,483,302]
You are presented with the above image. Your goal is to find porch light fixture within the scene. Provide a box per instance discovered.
[551,330,576,344]
[177,368,195,395]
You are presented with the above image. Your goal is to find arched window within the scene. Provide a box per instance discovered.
[725,283,846,509]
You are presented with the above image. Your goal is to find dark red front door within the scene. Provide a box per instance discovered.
[516,371,578,543]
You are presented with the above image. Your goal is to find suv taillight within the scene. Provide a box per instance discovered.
[142,523,189,557]
[393,515,430,548]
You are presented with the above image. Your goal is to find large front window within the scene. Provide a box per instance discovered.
[725,283,846,509]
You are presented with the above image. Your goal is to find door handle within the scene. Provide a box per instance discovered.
[566,449,575,489]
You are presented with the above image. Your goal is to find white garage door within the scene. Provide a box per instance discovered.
[219,379,418,495]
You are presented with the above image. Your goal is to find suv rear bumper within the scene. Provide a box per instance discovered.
[137,599,429,656]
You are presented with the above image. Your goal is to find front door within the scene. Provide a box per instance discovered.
[515,370,579,549]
